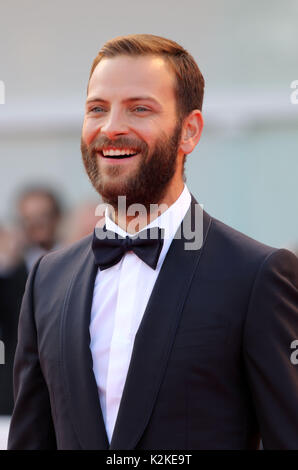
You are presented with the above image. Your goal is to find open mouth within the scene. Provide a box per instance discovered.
[97,150,139,159]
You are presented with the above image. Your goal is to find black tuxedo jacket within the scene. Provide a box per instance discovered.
[7,195,298,449]
[0,261,28,415]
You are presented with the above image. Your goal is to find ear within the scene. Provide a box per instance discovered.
[179,110,204,155]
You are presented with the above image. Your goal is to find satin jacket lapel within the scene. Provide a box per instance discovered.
[61,238,109,449]
[110,195,212,449]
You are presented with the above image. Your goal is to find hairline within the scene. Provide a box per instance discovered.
[87,53,185,124]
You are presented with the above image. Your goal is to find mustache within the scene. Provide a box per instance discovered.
[82,136,148,154]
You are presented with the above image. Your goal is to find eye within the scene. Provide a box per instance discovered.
[90,106,106,113]
[133,106,149,113]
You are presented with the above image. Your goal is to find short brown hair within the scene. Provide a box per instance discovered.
[88,34,205,124]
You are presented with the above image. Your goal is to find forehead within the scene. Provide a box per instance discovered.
[20,194,54,211]
[87,54,176,105]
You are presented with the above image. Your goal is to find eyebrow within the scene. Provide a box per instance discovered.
[86,96,161,106]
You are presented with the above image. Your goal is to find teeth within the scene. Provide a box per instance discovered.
[102,148,137,157]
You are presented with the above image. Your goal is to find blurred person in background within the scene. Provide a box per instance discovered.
[0,185,62,415]
[15,186,63,272]
[61,200,102,246]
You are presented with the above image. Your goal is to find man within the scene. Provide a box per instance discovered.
[15,186,62,270]
[0,186,62,415]
[8,34,298,450]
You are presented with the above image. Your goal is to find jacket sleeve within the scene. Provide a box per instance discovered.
[7,256,57,450]
[243,248,298,449]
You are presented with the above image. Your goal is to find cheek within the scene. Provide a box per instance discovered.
[82,118,101,146]
[135,126,157,147]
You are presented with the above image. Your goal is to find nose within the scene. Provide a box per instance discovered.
[100,108,129,140]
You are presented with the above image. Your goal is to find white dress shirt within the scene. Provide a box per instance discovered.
[89,184,191,442]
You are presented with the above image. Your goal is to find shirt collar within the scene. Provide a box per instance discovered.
[104,184,191,242]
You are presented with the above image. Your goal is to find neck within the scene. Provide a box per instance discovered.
[110,179,185,234]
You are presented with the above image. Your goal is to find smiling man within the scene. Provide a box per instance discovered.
[82,55,183,208]
[81,51,202,228]
[8,34,298,450]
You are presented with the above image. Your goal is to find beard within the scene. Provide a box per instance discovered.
[81,119,183,211]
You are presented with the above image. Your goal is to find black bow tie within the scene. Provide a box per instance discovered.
[92,224,165,271]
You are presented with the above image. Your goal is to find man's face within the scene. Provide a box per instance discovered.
[18,194,59,250]
[81,54,184,209]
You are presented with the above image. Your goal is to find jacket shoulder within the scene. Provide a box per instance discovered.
[211,215,277,254]
[37,232,93,275]
[190,194,279,263]
[203,213,283,273]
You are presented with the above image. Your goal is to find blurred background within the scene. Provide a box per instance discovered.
[0,0,298,448]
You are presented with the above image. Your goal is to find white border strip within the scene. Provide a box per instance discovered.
[0,92,297,134]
